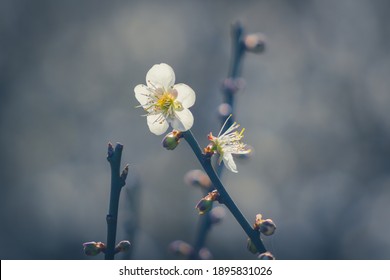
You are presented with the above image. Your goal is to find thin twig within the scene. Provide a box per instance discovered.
[183,130,267,255]
[105,142,128,260]
[190,21,247,259]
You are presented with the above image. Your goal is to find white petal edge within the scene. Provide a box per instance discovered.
[223,153,238,173]
[174,83,196,108]
[147,114,169,135]
[134,84,151,110]
[170,108,194,131]
[146,63,175,90]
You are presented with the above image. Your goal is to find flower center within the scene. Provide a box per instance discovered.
[155,92,183,116]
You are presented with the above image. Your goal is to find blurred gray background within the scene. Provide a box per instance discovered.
[1,0,390,259]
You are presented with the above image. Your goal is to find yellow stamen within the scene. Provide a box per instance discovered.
[239,128,245,137]
[156,92,175,110]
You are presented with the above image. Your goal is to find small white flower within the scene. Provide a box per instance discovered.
[207,115,251,173]
[134,63,196,135]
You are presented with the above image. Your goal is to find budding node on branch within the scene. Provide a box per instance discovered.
[258,251,275,260]
[243,33,266,54]
[115,240,131,254]
[162,130,183,150]
[195,190,220,215]
[254,214,276,236]
[82,241,106,256]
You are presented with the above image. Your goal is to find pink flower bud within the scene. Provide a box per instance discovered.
[258,251,275,260]
[244,33,266,53]
[82,241,106,256]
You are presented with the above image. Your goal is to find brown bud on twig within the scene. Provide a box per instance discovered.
[107,142,114,158]
[254,214,276,236]
[120,164,129,181]
[162,130,183,150]
[258,251,275,260]
[243,33,266,54]
[82,241,106,256]
[115,240,131,254]
[195,190,220,215]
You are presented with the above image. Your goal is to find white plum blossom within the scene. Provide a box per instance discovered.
[134,63,196,135]
[206,115,250,173]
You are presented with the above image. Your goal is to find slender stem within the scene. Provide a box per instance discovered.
[191,21,247,259]
[183,130,266,254]
[229,22,245,81]
[223,22,245,130]
[105,143,127,260]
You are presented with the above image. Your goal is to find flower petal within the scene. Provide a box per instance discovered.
[170,108,194,131]
[174,83,196,108]
[134,84,151,109]
[223,153,238,173]
[147,114,169,135]
[146,63,175,90]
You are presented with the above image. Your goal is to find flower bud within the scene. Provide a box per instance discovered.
[82,241,106,256]
[198,248,213,260]
[184,169,211,189]
[121,164,129,179]
[218,103,233,119]
[195,198,214,215]
[115,240,131,253]
[243,33,266,54]
[195,190,220,215]
[246,238,258,254]
[254,214,263,228]
[169,240,193,257]
[258,251,275,260]
[162,130,182,150]
[254,214,276,236]
[259,219,276,236]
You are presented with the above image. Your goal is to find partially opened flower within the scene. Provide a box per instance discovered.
[134,63,196,135]
[206,115,250,173]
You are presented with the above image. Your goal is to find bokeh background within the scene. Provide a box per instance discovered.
[1,0,390,259]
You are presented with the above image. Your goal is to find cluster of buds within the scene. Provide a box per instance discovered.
[83,240,131,257]
[254,214,276,236]
[162,130,183,150]
[247,214,276,258]
[195,190,220,215]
